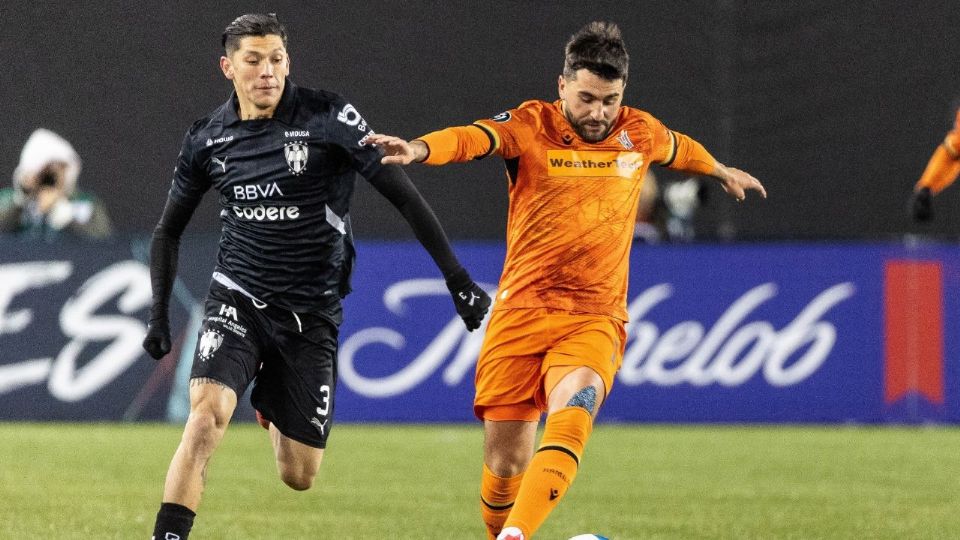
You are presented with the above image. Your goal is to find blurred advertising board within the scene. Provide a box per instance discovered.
[0,237,953,423]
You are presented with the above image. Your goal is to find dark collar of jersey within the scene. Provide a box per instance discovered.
[219,81,298,126]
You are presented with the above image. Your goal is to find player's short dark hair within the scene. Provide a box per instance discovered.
[563,21,629,83]
[222,13,288,55]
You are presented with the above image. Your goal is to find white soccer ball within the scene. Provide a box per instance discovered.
[568,535,609,540]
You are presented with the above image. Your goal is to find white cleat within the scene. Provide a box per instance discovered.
[497,527,524,540]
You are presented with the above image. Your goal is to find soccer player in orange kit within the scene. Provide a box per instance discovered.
[910,108,960,221]
[367,21,766,540]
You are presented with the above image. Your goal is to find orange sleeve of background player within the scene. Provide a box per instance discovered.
[650,121,718,176]
[915,110,960,194]
[415,125,496,165]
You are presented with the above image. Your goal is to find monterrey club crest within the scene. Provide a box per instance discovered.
[198,329,224,361]
[284,141,308,175]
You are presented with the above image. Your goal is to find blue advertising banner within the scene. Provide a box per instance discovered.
[0,237,954,424]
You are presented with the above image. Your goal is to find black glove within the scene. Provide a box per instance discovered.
[910,187,933,222]
[142,317,172,360]
[445,268,492,331]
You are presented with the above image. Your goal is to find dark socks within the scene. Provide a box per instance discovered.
[152,502,195,540]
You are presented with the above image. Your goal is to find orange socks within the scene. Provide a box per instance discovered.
[480,464,524,539]
[501,406,593,538]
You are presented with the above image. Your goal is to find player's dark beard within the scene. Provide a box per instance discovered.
[565,110,610,142]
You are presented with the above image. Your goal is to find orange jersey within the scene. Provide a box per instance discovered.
[419,100,717,321]
[916,109,960,194]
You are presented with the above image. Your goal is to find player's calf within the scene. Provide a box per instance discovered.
[480,463,524,539]
[500,402,595,538]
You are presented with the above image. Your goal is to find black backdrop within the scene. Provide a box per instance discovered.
[4,1,960,240]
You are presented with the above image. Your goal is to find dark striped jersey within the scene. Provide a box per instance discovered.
[169,81,383,320]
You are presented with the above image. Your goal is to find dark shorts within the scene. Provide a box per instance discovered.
[190,282,338,448]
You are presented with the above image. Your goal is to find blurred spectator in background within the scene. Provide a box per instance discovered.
[633,169,663,243]
[634,171,709,243]
[663,177,707,241]
[0,128,112,240]
[910,108,960,222]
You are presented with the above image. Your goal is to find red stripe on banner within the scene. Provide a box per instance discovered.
[883,261,944,404]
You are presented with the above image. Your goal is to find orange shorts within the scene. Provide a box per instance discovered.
[474,307,626,421]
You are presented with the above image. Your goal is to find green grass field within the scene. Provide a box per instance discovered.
[2,423,959,539]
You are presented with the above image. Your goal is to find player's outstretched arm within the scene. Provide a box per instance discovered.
[142,197,198,359]
[369,126,496,166]
[366,165,491,330]
[662,130,766,202]
[710,163,767,202]
[366,134,428,165]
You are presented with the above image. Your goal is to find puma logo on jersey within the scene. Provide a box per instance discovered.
[212,156,228,172]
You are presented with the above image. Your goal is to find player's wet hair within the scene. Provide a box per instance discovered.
[563,21,629,83]
[222,13,288,55]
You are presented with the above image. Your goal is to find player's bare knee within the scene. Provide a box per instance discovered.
[192,404,231,430]
[483,419,537,476]
[281,473,313,491]
[278,464,317,491]
[486,449,530,477]
[183,409,229,457]
[183,383,236,457]
[487,459,526,477]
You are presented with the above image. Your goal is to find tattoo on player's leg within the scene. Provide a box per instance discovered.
[190,377,229,389]
[566,386,598,414]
